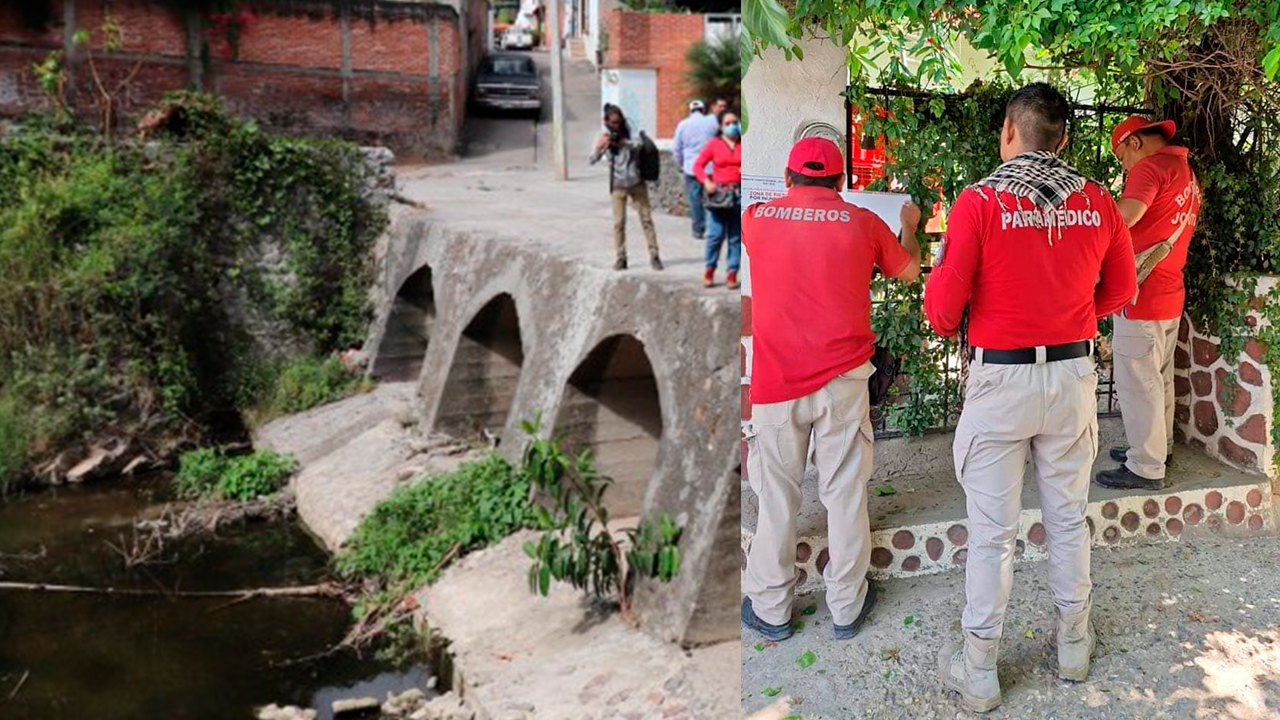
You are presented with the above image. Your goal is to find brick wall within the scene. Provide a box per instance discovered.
[0,0,471,160]
[604,9,702,137]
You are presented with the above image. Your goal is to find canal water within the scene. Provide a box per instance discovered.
[0,475,430,719]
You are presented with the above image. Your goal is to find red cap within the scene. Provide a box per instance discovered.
[787,137,844,177]
[1111,116,1176,154]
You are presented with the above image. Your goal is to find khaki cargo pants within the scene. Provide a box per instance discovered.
[955,353,1098,640]
[611,184,660,262]
[743,362,875,627]
[1112,314,1181,479]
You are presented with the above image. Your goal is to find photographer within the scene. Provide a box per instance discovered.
[590,104,663,271]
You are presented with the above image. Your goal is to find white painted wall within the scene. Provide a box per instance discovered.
[601,67,658,137]
[742,36,849,178]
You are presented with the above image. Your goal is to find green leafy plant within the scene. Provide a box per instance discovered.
[174,447,226,499]
[338,453,539,589]
[174,447,298,500]
[521,417,682,616]
[240,355,372,428]
[686,38,740,108]
[218,450,299,500]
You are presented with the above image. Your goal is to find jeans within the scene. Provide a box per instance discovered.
[683,173,707,237]
[705,203,741,271]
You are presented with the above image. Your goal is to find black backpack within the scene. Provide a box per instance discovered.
[637,131,660,182]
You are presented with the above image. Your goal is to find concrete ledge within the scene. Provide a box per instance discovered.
[412,532,740,720]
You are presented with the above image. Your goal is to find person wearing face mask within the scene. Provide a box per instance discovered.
[590,103,663,271]
[1094,116,1200,492]
[693,109,743,289]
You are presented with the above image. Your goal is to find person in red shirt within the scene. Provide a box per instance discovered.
[924,83,1136,712]
[1095,116,1200,491]
[741,136,922,643]
[694,109,743,289]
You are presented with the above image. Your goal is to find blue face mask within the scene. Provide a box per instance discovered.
[723,123,741,138]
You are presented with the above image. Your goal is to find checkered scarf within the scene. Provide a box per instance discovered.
[970,150,1089,246]
[972,150,1087,210]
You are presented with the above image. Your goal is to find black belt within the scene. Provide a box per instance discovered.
[969,341,1093,365]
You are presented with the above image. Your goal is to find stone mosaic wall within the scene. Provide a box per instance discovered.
[744,480,1274,586]
[1173,276,1277,479]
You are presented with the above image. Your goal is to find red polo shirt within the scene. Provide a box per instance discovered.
[924,183,1136,349]
[1120,146,1199,320]
[744,186,911,404]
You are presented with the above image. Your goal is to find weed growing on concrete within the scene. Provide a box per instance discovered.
[174,447,299,501]
[337,453,539,590]
[520,417,682,617]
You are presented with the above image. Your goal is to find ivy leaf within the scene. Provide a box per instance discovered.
[904,615,915,627]
[755,641,765,652]
[797,649,817,669]
[762,686,782,697]
[802,605,817,615]
[874,484,897,497]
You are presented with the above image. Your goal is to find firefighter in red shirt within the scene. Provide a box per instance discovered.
[741,137,922,643]
[1094,116,1200,492]
[924,83,1136,712]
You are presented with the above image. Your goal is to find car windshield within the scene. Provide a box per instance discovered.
[486,57,533,76]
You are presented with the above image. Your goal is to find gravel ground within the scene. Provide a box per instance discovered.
[742,533,1280,720]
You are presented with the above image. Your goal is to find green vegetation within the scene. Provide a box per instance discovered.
[687,37,741,109]
[340,419,684,618]
[240,355,373,429]
[522,418,681,616]
[338,453,539,589]
[0,91,385,493]
[175,447,299,501]
[745,2,1280,463]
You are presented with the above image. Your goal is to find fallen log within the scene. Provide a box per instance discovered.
[0,581,344,599]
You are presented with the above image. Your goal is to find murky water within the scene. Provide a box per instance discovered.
[0,476,431,719]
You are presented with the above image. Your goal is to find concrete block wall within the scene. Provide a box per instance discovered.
[0,0,470,160]
[364,207,741,645]
[603,9,702,138]
[1174,276,1277,480]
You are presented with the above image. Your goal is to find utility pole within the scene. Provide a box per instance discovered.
[547,0,569,180]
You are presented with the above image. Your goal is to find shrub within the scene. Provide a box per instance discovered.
[173,447,298,501]
[174,447,225,499]
[241,355,372,428]
[338,453,538,589]
[219,450,299,501]
[0,94,385,485]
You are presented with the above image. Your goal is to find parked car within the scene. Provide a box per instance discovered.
[501,26,535,50]
[472,53,541,114]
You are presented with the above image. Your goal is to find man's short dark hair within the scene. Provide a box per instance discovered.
[1005,82,1071,151]
[787,167,842,188]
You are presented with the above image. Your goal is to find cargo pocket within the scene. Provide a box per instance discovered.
[1112,333,1154,360]
[744,422,763,495]
[952,427,977,486]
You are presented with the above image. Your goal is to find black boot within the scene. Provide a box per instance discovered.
[650,255,664,271]
[613,256,627,271]
[1095,465,1168,491]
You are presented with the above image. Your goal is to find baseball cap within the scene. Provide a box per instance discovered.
[689,100,706,112]
[1111,116,1176,153]
[787,137,843,177]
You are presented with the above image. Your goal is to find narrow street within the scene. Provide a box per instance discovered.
[743,533,1280,720]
